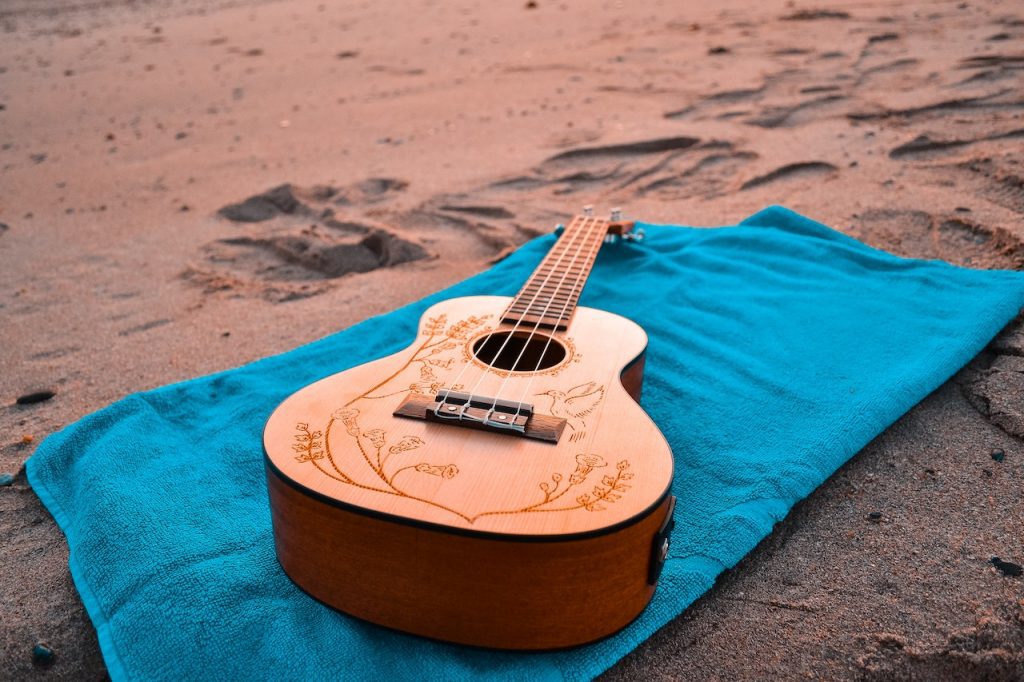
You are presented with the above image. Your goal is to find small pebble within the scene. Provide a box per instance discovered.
[0,473,14,487]
[708,46,730,54]
[867,511,883,522]
[991,448,1005,463]
[16,390,56,405]
[525,0,538,7]
[22,434,34,444]
[32,642,55,667]
[990,556,1023,577]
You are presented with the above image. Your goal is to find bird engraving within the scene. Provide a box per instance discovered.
[537,382,605,442]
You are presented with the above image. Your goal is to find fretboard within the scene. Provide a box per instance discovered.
[501,215,609,330]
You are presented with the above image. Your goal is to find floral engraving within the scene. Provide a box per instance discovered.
[292,423,324,463]
[292,313,633,523]
[415,463,459,479]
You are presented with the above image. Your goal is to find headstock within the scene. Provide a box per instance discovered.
[578,205,642,241]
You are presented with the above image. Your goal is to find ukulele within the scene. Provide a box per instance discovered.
[263,208,676,649]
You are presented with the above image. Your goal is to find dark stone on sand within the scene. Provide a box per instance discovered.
[16,390,56,405]
[990,448,1005,462]
[739,162,837,191]
[962,355,1024,439]
[889,134,967,158]
[175,131,187,140]
[0,473,13,487]
[781,9,851,20]
[336,50,359,59]
[438,204,515,219]
[525,0,538,8]
[708,46,730,54]
[868,511,883,522]
[868,32,899,43]
[545,136,700,163]
[216,228,428,280]
[31,643,55,667]
[30,153,47,164]
[354,177,408,197]
[990,557,1023,577]
[0,222,8,235]
[218,184,305,222]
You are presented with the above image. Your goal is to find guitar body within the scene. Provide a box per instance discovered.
[264,296,674,648]
[264,220,676,650]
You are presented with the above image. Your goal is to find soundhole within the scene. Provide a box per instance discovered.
[471,331,567,372]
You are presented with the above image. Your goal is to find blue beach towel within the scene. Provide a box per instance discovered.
[28,206,1024,681]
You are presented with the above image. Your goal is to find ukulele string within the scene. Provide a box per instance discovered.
[449,215,593,408]
[463,216,593,404]
[487,215,605,413]
[507,216,608,420]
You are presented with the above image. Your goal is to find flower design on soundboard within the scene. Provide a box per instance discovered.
[421,314,448,337]
[360,314,490,401]
[574,460,634,512]
[363,428,386,449]
[291,313,633,524]
[292,423,325,463]
[298,408,635,523]
[415,463,459,479]
[445,315,487,340]
[570,453,605,483]
[389,435,425,455]
[332,407,360,436]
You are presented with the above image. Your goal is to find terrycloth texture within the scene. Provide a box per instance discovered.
[28,207,1024,681]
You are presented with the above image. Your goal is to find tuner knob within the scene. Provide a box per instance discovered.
[610,207,622,222]
[583,205,594,217]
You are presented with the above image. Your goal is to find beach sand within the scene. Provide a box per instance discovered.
[1,0,1022,677]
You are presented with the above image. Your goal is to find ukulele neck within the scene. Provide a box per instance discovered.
[502,213,631,330]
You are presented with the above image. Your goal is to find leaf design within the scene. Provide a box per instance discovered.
[422,315,447,336]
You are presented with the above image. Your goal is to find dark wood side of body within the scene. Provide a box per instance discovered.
[266,468,671,649]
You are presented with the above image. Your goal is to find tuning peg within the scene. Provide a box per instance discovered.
[610,207,622,222]
[583,205,594,217]
[623,228,646,242]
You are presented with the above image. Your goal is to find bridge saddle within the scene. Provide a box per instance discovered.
[392,390,566,443]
